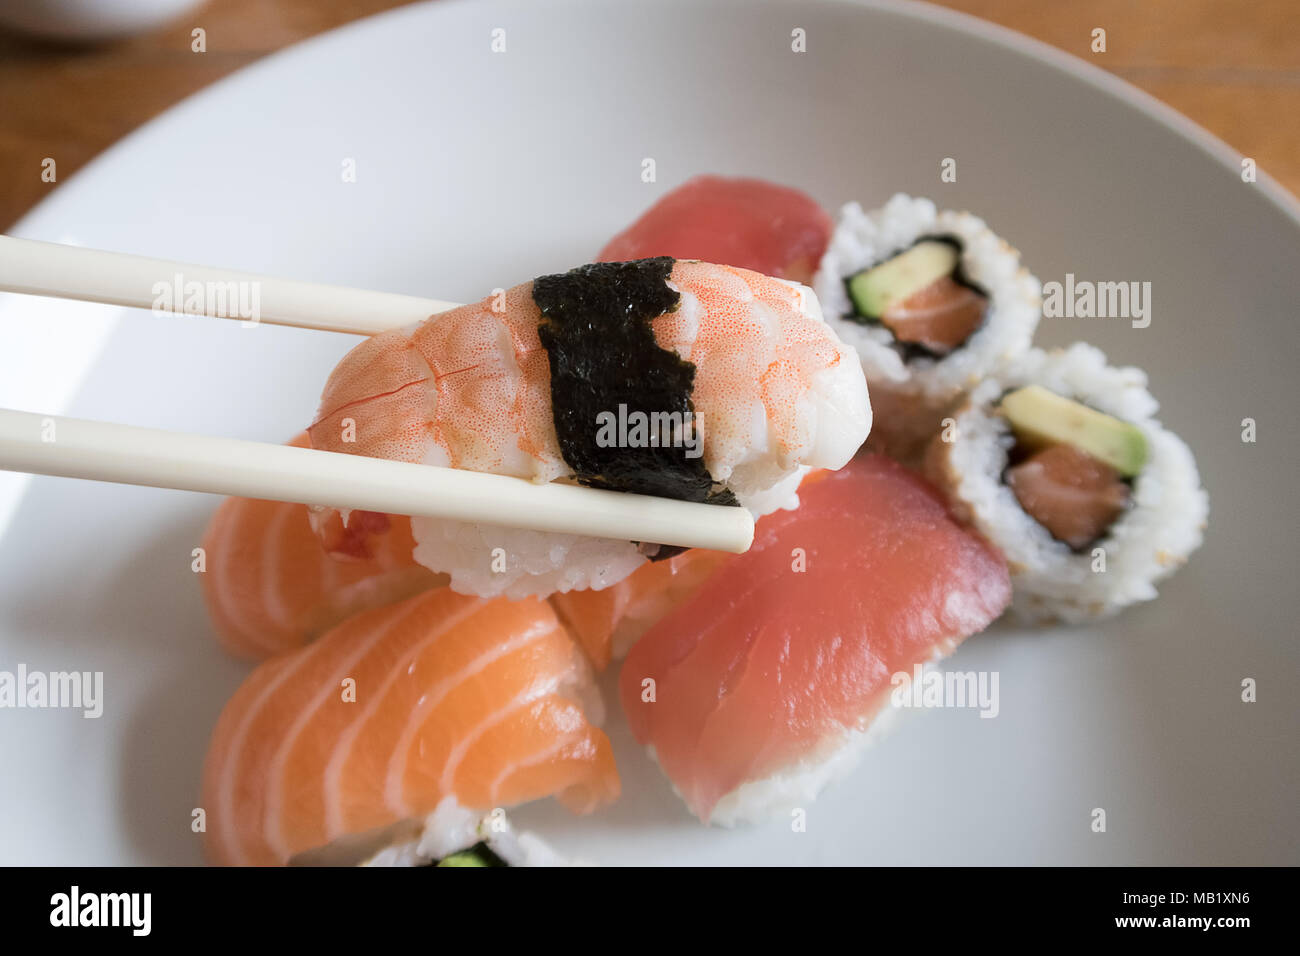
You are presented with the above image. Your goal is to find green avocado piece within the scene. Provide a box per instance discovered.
[999,385,1148,477]
[846,240,959,319]
[436,851,490,867]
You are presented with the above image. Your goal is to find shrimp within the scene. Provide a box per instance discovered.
[307,259,871,598]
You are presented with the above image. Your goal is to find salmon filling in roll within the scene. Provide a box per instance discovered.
[996,385,1148,552]
[845,237,990,358]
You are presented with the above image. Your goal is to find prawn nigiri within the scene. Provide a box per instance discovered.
[542,179,838,666]
[199,433,444,660]
[308,258,871,599]
[201,586,618,866]
[620,454,1011,825]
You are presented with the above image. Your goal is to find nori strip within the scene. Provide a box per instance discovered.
[643,543,688,562]
[533,257,737,508]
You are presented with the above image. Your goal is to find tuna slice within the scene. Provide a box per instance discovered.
[598,174,833,284]
[619,454,1011,825]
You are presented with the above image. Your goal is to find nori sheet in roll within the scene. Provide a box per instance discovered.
[424,842,509,867]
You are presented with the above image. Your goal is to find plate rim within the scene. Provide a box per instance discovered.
[11,0,1300,241]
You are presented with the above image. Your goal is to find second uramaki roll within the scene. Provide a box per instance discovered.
[923,343,1207,623]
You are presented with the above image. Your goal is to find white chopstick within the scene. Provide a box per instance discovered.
[0,409,754,553]
[0,237,755,552]
[0,235,461,335]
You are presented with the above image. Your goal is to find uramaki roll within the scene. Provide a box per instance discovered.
[923,343,1208,623]
[815,194,1042,463]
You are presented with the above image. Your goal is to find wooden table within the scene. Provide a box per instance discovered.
[2,0,1296,229]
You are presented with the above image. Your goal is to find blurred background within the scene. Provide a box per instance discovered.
[1,0,1297,230]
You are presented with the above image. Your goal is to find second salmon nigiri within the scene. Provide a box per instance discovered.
[620,454,1011,825]
[548,549,729,671]
[199,434,444,660]
[202,587,619,865]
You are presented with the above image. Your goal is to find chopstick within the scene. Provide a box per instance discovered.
[0,409,755,553]
[0,236,756,552]
[0,235,461,335]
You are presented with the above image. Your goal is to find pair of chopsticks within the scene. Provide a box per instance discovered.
[0,236,753,553]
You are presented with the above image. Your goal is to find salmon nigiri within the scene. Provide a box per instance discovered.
[199,433,445,660]
[620,455,1011,825]
[201,587,619,866]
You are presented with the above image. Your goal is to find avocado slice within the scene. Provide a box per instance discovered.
[847,240,960,319]
[999,385,1148,477]
[437,852,490,867]
[433,841,508,867]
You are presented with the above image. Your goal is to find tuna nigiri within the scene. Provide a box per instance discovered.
[598,175,833,285]
[620,454,1011,825]
[201,587,619,865]
[199,433,444,660]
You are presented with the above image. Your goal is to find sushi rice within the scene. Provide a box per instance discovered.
[363,799,582,867]
[704,701,904,827]
[814,193,1042,402]
[926,343,1208,623]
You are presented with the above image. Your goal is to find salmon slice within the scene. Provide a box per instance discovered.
[201,587,619,866]
[1005,442,1130,550]
[880,275,987,353]
[199,434,445,660]
[620,454,1011,824]
[549,549,729,671]
[598,175,833,284]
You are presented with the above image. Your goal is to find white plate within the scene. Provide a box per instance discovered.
[1,0,1296,866]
